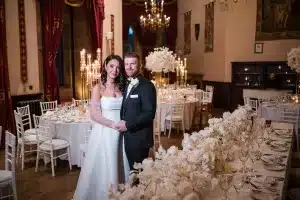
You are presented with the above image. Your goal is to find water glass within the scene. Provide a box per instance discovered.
[218,173,234,200]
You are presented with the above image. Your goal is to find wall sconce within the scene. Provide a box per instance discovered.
[105,31,113,40]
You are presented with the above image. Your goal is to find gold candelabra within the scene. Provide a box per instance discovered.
[140,0,170,31]
[176,57,187,86]
[80,48,101,99]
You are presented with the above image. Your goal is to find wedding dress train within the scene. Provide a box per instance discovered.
[73,96,130,200]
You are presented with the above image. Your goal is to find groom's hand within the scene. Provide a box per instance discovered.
[118,120,127,132]
[111,122,120,131]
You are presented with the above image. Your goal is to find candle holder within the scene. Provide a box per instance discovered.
[80,48,102,99]
[176,57,188,87]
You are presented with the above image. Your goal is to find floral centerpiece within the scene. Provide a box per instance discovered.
[145,47,178,73]
[287,46,300,72]
[109,106,253,200]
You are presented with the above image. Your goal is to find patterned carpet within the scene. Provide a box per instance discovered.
[0,109,226,199]
[0,134,184,200]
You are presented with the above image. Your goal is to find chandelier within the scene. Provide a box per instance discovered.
[140,0,170,31]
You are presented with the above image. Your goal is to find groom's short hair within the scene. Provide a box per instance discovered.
[124,52,140,64]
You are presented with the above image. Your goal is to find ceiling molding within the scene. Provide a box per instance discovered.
[123,0,177,6]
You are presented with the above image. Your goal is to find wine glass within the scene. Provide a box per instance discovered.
[255,135,264,148]
[238,148,249,173]
[218,173,234,200]
[233,174,244,195]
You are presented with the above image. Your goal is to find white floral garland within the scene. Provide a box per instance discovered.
[287,46,300,73]
[145,47,178,73]
[109,106,253,200]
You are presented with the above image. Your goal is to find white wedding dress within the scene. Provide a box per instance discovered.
[73,96,130,200]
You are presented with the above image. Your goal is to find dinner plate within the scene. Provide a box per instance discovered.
[261,155,283,165]
[263,164,285,171]
[270,146,288,152]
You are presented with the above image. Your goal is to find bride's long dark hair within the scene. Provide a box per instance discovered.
[100,55,126,92]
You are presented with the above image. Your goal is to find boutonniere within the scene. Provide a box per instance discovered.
[129,78,139,86]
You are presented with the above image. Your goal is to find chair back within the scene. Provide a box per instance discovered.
[169,103,184,120]
[279,105,300,124]
[244,98,258,112]
[72,98,89,107]
[32,114,41,134]
[5,130,16,172]
[257,97,269,105]
[40,100,57,114]
[14,110,25,141]
[154,106,161,134]
[17,104,32,129]
[202,91,213,104]
[205,85,214,92]
[36,120,53,149]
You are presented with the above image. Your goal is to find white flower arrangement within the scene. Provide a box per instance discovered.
[287,46,300,73]
[109,106,253,200]
[145,47,178,73]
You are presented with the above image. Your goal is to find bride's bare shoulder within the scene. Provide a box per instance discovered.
[91,84,105,96]
[92,84,105,91]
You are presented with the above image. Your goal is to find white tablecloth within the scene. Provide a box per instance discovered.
[41,119,92,167]
[158,100,198,131]
[259,103,300,121]
[205,122,292,200]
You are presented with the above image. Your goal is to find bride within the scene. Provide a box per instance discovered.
[73,55,130,200]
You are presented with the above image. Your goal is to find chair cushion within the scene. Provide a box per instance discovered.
[165,115,183,121]
[18,134,47,144]
[0,170,12,183]
[18,134,38,144]
[25,128,36,135]
[40,139,69,151]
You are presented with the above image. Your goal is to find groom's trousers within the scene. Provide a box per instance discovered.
[125,146,150,171]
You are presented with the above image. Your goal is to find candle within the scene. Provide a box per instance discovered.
[87,54,91,66]
[96,48,101,62]
[81,49,86,66]
[184,70,187,83]
[184,58,187,68]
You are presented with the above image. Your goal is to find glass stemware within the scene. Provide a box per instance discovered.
[218,173,234,200]
[233,174,244,195]
[238,148,249,173]
[255,135,264,148]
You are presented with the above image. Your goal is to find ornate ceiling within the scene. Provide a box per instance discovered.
[123,0,177,6]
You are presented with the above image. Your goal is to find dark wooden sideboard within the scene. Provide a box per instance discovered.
[230,61,297,110]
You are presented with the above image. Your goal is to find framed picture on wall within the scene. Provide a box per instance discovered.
[254,43,263,53]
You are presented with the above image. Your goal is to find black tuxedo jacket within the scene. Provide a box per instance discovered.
[120,76,157,149]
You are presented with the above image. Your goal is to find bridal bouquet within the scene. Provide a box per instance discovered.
[287,46,300,72]
[109,106,252,200]
[145,47,178,72]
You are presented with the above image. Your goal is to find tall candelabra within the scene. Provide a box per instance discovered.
[80,48,102,99]
[176,57,187,86]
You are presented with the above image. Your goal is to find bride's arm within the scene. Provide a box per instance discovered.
[89,84,116,129]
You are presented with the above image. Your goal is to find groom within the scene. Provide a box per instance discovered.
[116,52,157,173]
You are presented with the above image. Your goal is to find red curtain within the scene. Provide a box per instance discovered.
[41,0,65,101]
[85,0,105,61]
[0,0,15,147]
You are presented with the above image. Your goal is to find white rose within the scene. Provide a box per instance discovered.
[183,192,200,200]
